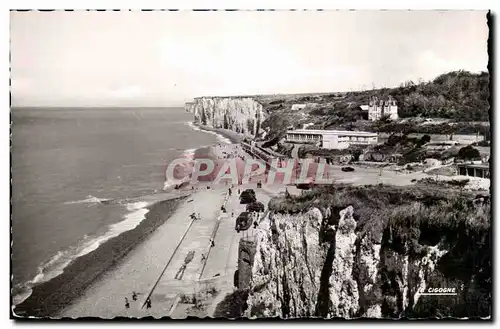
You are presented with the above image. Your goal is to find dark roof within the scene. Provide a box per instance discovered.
[457,163,490,169]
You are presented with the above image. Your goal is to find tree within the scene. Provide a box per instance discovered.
[458,146,481,160]
[379,114,391,123]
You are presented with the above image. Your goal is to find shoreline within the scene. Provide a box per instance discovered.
[13,121,250,318]
[13,195,187,318]
[59,183,238,318]
[190,121,246,144]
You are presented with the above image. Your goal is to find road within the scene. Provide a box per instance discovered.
[142,183,273,316]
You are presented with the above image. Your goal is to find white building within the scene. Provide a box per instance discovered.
[291,103,317,111]
[361,96,398,121]
[291,104,307,111]
[285,129,378,150]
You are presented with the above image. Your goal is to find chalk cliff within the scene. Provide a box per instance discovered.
[188,97,265,137]
[237,186,491,319]
[185,102,196,113]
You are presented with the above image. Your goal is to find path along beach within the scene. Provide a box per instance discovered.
[16,122,486,318]
[58,128,275,318]
[14,124,269,318]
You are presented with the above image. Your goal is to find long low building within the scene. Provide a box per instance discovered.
[285,129,378,149]
[457,163,490,179]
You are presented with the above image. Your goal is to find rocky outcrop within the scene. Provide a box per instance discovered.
[189,97,265,137]
[246,208,325,318]
[238,240,257,290]
[185,102,196,113]
[245,206,366,319]
[327,206,359,318]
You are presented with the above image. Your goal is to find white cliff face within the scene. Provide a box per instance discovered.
[190,97,265,137]
[359,235,381,294]
[328,206,359,318]
[413,244,448,306]
[243,204,458,319]
[246,208,326,318]
[358,233,382,317]
[185,102,196,113]
[401,255,409,310]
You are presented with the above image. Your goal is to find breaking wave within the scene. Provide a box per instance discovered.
[185,121,232,144]
[64,195,111,205]
[12,200,150,306]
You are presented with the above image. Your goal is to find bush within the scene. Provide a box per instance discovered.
[266,183,491,318]
[246,201,265,212]
[240,189,257,204]
[213,289,249,319]
[421,134,431,145]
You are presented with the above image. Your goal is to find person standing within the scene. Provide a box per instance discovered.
[125,297,130,309]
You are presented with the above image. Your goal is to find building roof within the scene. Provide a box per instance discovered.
[287,129,378,137]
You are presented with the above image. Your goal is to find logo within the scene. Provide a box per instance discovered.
[418,287,458,296]
[164,157,333,188]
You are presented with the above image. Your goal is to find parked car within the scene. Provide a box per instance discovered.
[240,189,257,204]
[246,201,265,213]
[235,212,252,232]
[341,166,355,172]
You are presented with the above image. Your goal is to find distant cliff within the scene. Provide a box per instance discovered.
[187,71,490,144]
[187,97,265,137]
[185,102,196,113]
[235,185,491,319]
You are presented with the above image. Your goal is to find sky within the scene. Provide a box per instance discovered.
[10,10,489,107]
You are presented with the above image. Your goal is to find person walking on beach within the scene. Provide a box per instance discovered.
[132,292,137,301]
[146,298,152,309]
[211,239,215,247]
[175,263,188,280]
[125,297,130,309]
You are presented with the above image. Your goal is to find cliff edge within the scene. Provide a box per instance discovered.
[186,97,265,137]
[227,185,491,319]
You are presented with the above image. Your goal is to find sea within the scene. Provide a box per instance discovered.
[10,106,229,305]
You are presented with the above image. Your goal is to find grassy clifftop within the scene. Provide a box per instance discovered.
[267,184,491,318]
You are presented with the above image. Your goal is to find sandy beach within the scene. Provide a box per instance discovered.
[13,193,187,318]
[55,139,269,319]
[21,124,484,319]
